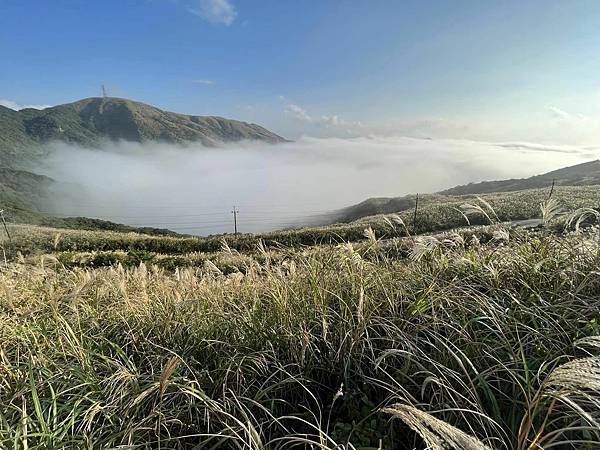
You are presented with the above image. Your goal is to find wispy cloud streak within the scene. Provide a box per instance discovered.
[190,0,236,25]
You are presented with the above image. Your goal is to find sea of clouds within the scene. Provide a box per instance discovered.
[35,136,599,235]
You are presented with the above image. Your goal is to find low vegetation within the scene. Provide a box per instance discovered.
[3,185,599,259]
[439,159,600,195]
[0,193,599,449]
[337,184,600,224]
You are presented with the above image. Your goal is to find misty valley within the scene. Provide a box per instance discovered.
[2,2,600,450]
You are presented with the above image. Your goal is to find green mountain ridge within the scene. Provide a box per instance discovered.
[335,159,600,223]
[0,96,287,168]
[0,97,287,234]
[439,159,600,195]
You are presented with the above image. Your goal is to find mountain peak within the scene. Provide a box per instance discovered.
[32,96,287,145]
[0,96,287,168]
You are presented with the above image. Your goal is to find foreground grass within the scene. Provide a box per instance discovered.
[1,222,599,448]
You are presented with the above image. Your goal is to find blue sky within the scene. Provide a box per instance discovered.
[2,0,600,143]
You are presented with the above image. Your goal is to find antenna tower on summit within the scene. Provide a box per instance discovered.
[101,85,107,97]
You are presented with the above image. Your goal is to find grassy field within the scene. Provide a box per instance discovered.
[336,184,600,223]
[1,190,600,449]
[4,185,600,258]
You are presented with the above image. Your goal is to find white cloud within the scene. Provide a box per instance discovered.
[192,79,215,85]
[190,0,236,25]
[0,99,51,110]
[548,106,586,121]
[40,136,596,235]
[278,95,600,145]
[538,106,600,144]
[493,141,594,154]
[548,106,572,120]
[284,103,364,135]
[285,103,311,122]
[280,102,600,144]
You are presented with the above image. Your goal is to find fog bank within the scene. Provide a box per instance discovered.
[36,136,598,235]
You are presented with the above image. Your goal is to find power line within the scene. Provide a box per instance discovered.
[38,210,341,221]
[34,202,348,235]
[124,216,338,226]
[36,199,349,209]
[38,207,340,216]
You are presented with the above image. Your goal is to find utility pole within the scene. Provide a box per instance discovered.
[231,206,239,236]
[413,193,419,233]
[101,85,107,98]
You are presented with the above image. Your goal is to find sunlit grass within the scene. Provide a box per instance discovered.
[1,208,599,448]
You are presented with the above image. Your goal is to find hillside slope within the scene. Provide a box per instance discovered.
[335,160,600,223]
[0,168,54,211]
[0,97,287,224]
[440,159,600,195]
[0,168,179,236]
[0,97,287,168]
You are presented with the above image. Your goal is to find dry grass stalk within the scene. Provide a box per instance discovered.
[382,404,493,450]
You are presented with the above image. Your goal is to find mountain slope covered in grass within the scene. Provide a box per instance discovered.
[0,167,53,211]
[336,160,600,223]
[440,158,600,195]
[0,97,287,228]
[0,96,287,168]
[0,169,179,236]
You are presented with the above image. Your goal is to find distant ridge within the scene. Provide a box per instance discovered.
[334,160,600,223]
[0,96,287,167]
[439,159,600,195]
